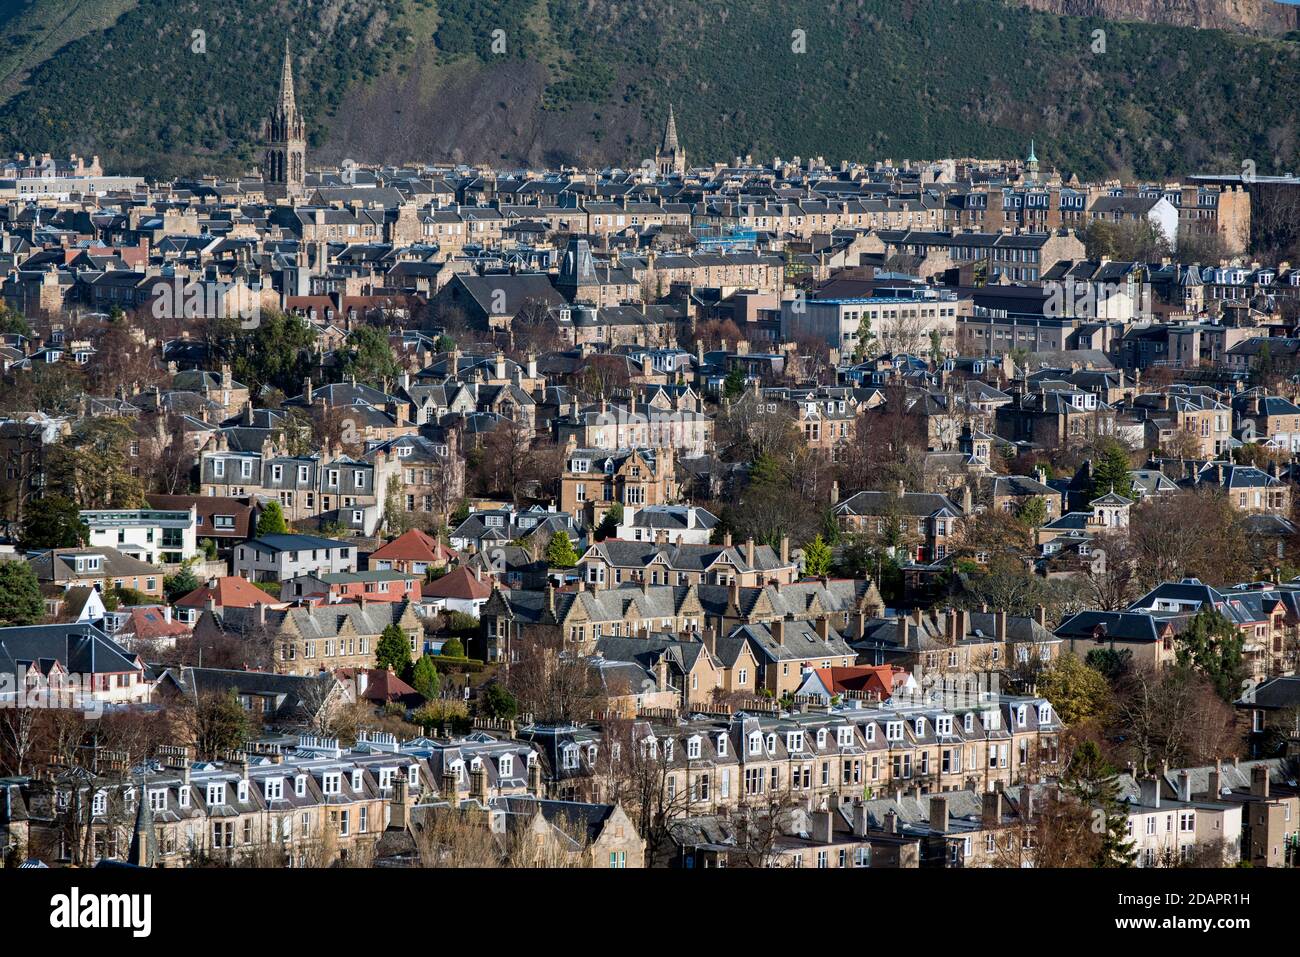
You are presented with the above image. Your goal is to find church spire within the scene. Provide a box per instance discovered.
[655,104,685,176]
[661,104,680,153]
[279,38,298,118]
[263,37,307,198]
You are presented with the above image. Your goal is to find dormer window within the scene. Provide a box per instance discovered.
[294,775,306,797]
[407,764,419,786]
[687,737,702,760]
[936,716,953,736]
[885,721,904,742]
[378,768,395,790]
[816,729,828,748]
[837,726,854,747]
[787,732,804,752]
[264,778,284,801]
[663,740,674,761]
[1016,706,1027,727]
[351,770,364,792]
[864,724,875,743]
[499,755,513,777]
[765,733,776,753]
[914,718,926,736]
[236,781,249,803]
[206,783,226,806]
[178,786,190,808]
[748,732,762,755]
[717,735,728,757]
[563,745,580,769]
[322,773,341,796]
[1038,704,1052,725]
[587,745,597,764]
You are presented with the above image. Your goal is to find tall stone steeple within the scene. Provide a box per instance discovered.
[263,38,307,199]
[655,104,686,177]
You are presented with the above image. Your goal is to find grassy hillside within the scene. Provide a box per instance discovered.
[0,0,137,104]
[0,0,1297,180]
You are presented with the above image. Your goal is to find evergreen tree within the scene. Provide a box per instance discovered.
[1175,608,1246,702]
[723,364,745,399]
[440,636,466,659]
[376,624,413,678]
[803,534,833,577]
[1063,740,1136,868]
[411,654,440,700]
[545,530,579,568]
[594,501,623,541]
[19,494,87,550]
[0,560,44,626]
[1090,440,1134,500]
[339,325,401,386]
[480,682,518,720]
[256,500,289,536]
[164,564,201,603]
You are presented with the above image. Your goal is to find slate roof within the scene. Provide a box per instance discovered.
[0,623,141,677]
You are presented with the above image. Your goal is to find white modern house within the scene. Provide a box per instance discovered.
[80,506,199,566]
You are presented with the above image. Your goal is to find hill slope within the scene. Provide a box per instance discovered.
[0,0,1298,180]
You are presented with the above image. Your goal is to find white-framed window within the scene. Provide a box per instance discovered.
[499,755,514,778]
[294,775,307,797]
[322,773,341,796]
[206,783,226,806]
[265,778,284,801]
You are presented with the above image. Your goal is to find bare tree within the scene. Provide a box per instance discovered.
[506,633,606,724]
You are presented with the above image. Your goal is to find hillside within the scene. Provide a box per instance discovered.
[0,0,1299,180]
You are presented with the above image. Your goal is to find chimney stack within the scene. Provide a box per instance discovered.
[929,795,949,834]
[813,809,835,844]
[852,800,869,837]
[981,789,1003,827]
[1250,764,1270,798]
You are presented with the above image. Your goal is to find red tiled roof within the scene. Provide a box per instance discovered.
[421,566,492,601]
[811,665,906,700]
[123,606,190,640]
[176,576,280,609]
[370,528,455,563]
[338,667,423,704]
